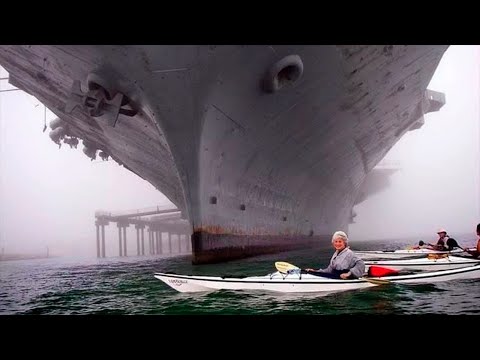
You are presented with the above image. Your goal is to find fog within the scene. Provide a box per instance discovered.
[0,66,173,257]
[1,45,479,257]
[350,45,480,243]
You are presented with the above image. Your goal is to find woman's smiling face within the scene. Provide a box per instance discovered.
[333,238,346,251]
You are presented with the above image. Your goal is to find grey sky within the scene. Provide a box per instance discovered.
[1,45,479,256]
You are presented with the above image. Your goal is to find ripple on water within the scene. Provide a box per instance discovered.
[1,241,479,314]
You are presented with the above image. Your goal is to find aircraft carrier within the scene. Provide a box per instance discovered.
[0,45,448,263]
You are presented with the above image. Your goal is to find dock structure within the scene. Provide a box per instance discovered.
[94,206,191,258]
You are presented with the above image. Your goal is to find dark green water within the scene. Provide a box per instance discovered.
[1,239,479,314]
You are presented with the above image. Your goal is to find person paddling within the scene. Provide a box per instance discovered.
[415,228,450,250]
[465,223,480,258]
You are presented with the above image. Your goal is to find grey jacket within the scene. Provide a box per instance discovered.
[318,247,365,278]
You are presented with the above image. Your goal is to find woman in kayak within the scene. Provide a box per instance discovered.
[305,231,365,279]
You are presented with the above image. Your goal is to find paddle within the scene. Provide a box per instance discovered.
[361,277,391,285]
[275,261,300,274]
[419,238,467,252]
[275,261,391,285]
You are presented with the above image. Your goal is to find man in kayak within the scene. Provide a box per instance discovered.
[305,231,365,279]
[465,223,480,258]
[416,228,450,250]
[435,228,450,249]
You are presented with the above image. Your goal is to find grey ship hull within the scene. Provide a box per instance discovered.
[0,45,448,263]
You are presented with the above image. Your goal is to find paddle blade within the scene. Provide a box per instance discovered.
[363,277,391,285]
[275,261,299,274]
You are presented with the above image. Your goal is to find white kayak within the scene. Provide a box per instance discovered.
[356,247,466,260]
[365,255,480,272]
[154,263,480,294]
